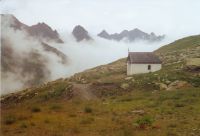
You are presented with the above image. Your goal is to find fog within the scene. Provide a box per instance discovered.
[1,0,199,95]
[1,18,170,95]
[49,32,171,78]
[1,17,67,94]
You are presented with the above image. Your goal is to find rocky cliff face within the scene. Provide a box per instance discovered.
[98,28,165,42]
[28,23,63,43]
[72,25,92,42]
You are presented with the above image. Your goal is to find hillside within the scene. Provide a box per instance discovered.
[155,35,200,64]
[1,35,200,136]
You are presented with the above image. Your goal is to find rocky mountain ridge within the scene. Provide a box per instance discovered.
[1,14,64,43]
[98,28,165,42]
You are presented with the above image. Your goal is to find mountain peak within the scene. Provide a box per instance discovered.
[1,14,28,30]
[28,22,63,43]
[133,28,140,31]
[97,30,111,39]
[120,30,129,35]
[72,25,92,42]
[98,28,165,42]
[1,14,63,43]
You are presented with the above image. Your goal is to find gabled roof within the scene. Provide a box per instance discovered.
[127,52,162,64]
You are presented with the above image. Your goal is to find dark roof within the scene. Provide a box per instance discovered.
[127,52,162,64]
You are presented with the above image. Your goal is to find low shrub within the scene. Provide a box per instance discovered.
[31,106,41,112]
[135,116,154,129]
[44,119,50,124]
[84,106,93,113]
[20,122,28,128]
[118,96,133,102]
[3,115,16,125]
[80,117,94,124]
[49,104,62,111]
[174,103,185,108]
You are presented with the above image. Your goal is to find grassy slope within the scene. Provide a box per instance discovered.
[156,35,200,52]
[1,35,200,136]
[155,35,200,64]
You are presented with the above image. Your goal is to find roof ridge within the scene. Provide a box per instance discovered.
[128,52,162,64]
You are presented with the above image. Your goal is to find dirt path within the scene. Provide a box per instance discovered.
[72,83,97,100]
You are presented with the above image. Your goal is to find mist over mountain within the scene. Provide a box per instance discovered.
[98,29,165,42]
[1,14,64,43]
[72,25,92,42]
[1,14,169,95]
[1,14,67,94]
[1,1,200,135]
[71,25,164,43]
[28,23,64,43]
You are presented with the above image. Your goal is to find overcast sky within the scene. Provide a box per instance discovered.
[1,0,200,39]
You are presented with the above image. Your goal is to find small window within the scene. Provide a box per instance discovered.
[148,65,151,70]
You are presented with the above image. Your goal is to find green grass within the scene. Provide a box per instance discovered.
[156,35,200,53]
[135,116,154,128]
[1,88,200,136]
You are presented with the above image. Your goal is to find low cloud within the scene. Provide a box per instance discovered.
[1,14,173,95]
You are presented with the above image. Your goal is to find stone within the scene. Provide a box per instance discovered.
[120,83,129,90]
[167,80,192,91]
[131,79,135,82]
[132,110,145,115]
[155,83,168,90]
[152,90,159,93]
[165,80,171,84]
[159,83,168,90]
[125,77,133,80]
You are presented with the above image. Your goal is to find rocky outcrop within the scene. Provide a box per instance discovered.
[41,42,67,64]
[156,80,192,91]
[120,83,129,90]
[155,83,168,90]
[167,80,192,91]
[1,14,63,43]
[98,28,165,42]
[28,23,63,43]
[72,25,92,42]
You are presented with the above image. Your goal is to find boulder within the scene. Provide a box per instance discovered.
[167,80,192,91]
[159,83,167,90]
[132,110,145,115]
[120,83,129,90]
[125,77,133,80]
[165,80,171,84]
[156,83,168,90]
